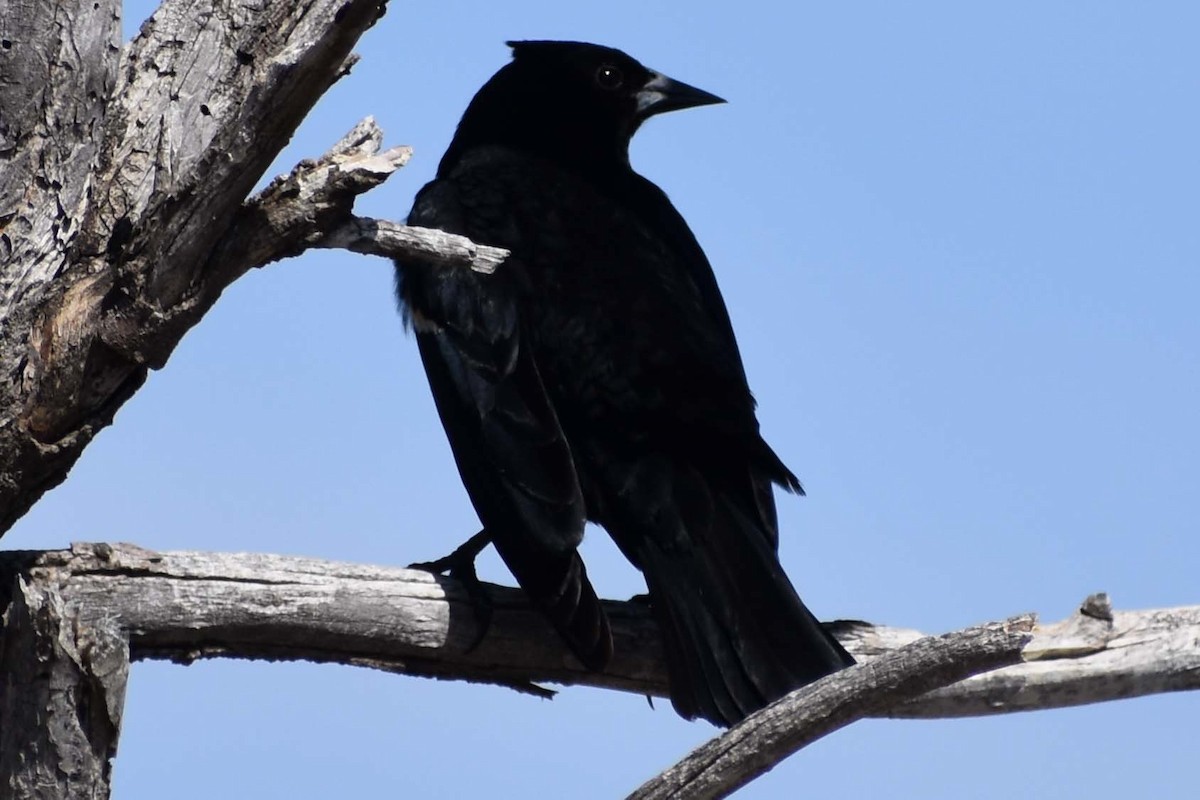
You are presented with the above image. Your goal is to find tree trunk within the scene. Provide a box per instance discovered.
[0,574,128,799]
[0,0,390,532]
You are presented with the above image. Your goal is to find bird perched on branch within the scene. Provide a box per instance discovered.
[396,40,853,727]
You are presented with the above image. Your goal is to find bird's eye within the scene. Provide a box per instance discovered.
[595,64,624,91]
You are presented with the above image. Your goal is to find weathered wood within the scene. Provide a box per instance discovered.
[210,117,413,273]
[0,0,120,320]
[884,592,1200,718]
[1,544,1196,717]
[0,0,123,537]
[2,544,1197,797]
[0,0,520,539]
[217,116,507,274]
[319,218,511,274]
[0,0,390,534]
[627,616,1036,800]
[0,576,129,800]
[4,543,667,696]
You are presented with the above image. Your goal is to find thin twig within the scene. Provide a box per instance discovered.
[318,217,510,274]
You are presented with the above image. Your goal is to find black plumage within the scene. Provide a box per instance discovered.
[396,40,853,726]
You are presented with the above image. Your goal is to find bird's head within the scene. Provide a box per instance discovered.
[439,41,724,177]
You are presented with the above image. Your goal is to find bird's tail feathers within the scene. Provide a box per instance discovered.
[638,495,853,727]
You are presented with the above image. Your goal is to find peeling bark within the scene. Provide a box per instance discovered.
[0,0,509,537]
[0,0,390,532]
[0,576,128,800]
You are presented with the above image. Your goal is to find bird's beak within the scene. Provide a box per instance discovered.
[635,71,726,119]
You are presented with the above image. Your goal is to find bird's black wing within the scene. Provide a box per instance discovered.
[397,175,611,669]
[617,172,803,551]
[626,173,751,388]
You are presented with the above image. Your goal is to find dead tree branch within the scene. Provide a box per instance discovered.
[1,544,1196,711]
[318,216,510,274]
[0,0,398,533]
[1,0,516,536]
[2,543,1197,798]
[628,616,1036,800]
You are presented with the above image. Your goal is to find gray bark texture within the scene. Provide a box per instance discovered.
[627,617,1037,800]
[4,545,1197,717]
[0,0,484,535]
[2,545,1199,797]
[0,2,507,792]
[0,574,128,800]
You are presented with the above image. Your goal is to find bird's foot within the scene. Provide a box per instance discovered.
[409,529,494,653]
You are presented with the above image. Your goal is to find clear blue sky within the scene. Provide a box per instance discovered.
[10,2,1199,797]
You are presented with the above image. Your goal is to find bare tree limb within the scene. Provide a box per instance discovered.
[206,117,414,274]
[628,616,1036,800]
[0,543,666,696]
[205,116,508,275]
[883,592,1200,718]
[1,0,520,536]
[2,543,1197,798]
[1,544,1196,715]
[318,217,509,274]
[0,0,391,533]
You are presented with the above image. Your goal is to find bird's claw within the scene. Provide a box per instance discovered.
[409,530,494,654]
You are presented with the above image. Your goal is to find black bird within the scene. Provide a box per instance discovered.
[396,41,853,727]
